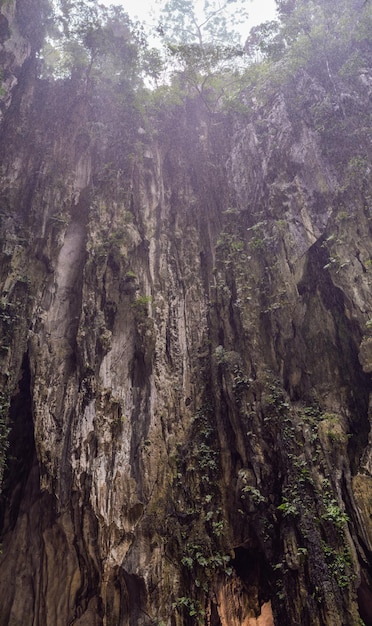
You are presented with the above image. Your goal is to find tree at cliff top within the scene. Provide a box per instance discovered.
[1,0,372,624]
[42,0,160,84]
[250,0,372,77]
[240,0,371,163]
[158,0,249,47]
[154,0,251,110]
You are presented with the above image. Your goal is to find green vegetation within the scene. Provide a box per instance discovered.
[167,404,232,621]
[131,295,152,316]
[216,232,244,256]
[321,541,354,589]
[214,228,253,312]
[155,0,250,111]
[37,0,371,210]
[125,270,137,281]
[0,69,5,98]
[38,0,372,115]
[159,0,248,48]
[0,391,10,486]
[277,497,299,518]
[321,499,349,530]
[1,0,369,620]
[241,485,265,505]
[0,299,21,354]
[254,375,358,606]
[42,0,145,83]
[214,344,228,365]
[173,595,205,622]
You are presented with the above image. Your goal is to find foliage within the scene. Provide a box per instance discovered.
[321,499,349,530]
[158,0,249,48]
[155,0,250,112]
[241,485,265,505]
[168,403,232,620]
[163,41,245,110]
[125,270,137,281]
[38,0,372,123]
[173,595,205,622]
[214,344,228,365]
[277,496,298,518]
[237,0,372,130]
[244,20,284,62]
[321,541,354,588]
[0,391,10,487]
[274,0,370,81]
[0,300,20,353]
[38,0,371,141]
[181,542,231,575]
[131,295,152,318]
[41,0,150,85]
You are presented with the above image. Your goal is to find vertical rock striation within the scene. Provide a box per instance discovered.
[0,1,372,624]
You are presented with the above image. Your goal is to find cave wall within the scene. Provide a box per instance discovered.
[1,1,372,625]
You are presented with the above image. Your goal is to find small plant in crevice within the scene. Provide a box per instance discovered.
[321,497,349,530]
[262,375,291,423]
[173,595,205,623]
[231,364,250,400]
[131,295,152,317]
[49,212,69,226]
[0,391,10,486]
[214,344,227,365]
[258,379,358,609]
[169,403,232,622]
[277,496,299,518]
[321,541,355,589]
[214,227,253,312]
[241,484,265,505]
[0,300,19,352]
[131,295,155,339]
[125,269,137,281]
[122,269,139,295]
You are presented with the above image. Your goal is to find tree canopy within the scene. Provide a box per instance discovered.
[158,0,249,48]
[39,0,371,118]
[41,0,150,84]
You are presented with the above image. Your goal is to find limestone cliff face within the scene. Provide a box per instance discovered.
[0,1,372,625]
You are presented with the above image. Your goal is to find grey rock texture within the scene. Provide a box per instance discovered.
[0,1,371,625]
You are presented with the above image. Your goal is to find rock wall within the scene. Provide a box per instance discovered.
[0,1,372,625]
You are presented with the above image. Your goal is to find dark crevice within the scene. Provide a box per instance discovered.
[121,570,148,626]
[0,352,35,534]
[70,492,101,617]
[129,347,152,493]
[209,602,222,625]
[231,546,272,610]
[358,569,372,626]
[297,239,372,470]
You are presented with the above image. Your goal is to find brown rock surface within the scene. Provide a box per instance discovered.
[0,1,372,625]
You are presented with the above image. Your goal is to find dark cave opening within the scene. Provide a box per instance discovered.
[358,569,372,626]
[121,570,148,626]
[0,352,35,534]
[231,545,272,609]
[209,601,222,626]
[296,239,372,472]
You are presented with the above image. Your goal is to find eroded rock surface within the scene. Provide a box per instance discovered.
[0,1,372,625]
